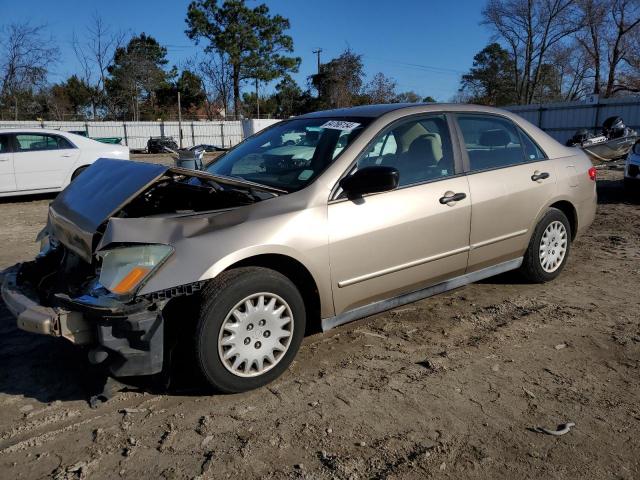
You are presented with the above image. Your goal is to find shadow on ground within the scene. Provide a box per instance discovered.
[0,298,218,403]
[0,302,89,403]
[597,177,640,205]
[0,192,57,205]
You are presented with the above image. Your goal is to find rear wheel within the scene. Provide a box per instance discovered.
[519,208,571,283]
[194,267,306,393]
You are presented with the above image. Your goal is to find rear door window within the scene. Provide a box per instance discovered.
[0,135,10,153]
[456,115,526,171]
[14,134,74,152]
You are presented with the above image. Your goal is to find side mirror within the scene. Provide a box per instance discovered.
[339,166,399,198]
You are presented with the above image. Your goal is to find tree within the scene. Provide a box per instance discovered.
[273,75,316,117]
[483,0,582,104]
[394,91,423,103]
[365,73,398,104]
[177,70,207,112]
[186,0,300,118]
[0,22,59,119]
[311,49,366,108]
[198,53,234,118]
[72,14,126,118]
[599,0,640,95]
[460,43,517,105]
[105,33,173,120]
[622,24,640,91]
[156,69,207,117]
[51,75,95,119]
[575,0,609,94]
[241,91,277,117]
[547,42,591,100]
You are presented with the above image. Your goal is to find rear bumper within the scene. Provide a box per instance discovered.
[1,264,165,377]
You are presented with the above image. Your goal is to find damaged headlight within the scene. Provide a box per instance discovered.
[98,244,173,295]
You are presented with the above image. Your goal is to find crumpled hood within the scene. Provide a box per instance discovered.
[48,158,285,263]
[49,159,169,262]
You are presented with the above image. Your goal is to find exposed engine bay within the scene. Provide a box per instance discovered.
[120,174,275,218]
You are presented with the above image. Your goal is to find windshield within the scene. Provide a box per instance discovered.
[206,117,370,191]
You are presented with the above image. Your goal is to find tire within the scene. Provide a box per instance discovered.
[71,166,88,181]
[519,208,571,283]
[194,267,306,393]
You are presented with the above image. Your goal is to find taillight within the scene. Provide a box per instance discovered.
[588,167,597,181]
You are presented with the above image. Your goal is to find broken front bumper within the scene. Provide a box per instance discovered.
[1,265,165,377]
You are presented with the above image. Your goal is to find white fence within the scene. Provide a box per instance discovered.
[0,120,246,150]
[505,96,640,144]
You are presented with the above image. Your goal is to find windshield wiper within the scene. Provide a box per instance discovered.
[210,173,288,195]
[172,167,287,195]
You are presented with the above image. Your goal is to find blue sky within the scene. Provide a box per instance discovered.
[3,0,492,101]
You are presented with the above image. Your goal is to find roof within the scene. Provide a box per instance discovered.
[299,103,420,119]
[298,103,515,119]
[0,128,81,135]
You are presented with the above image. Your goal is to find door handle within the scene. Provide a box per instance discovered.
[61,154,72,158]
[439,191,467,205]
[0,158,9,162]
[531,171,550,182]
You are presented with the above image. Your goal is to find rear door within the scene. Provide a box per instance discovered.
[12,133,80,191]
[0,134,16,193]
[453,113,557,271]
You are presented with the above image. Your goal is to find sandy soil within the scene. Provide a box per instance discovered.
[0,164,638,479]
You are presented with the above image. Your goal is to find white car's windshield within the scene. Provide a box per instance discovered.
[207,117,370,191]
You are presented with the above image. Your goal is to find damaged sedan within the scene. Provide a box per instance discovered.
[1,104,596,393]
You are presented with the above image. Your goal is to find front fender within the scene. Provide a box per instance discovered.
[99,204,333,317]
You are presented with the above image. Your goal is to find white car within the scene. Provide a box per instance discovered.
[0,129,129,197]
[624,141,640,191]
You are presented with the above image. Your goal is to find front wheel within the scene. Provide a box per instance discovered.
[194,267,306,393]
[519,208,571,283]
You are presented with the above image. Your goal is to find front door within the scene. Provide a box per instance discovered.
[454,113,558,271]
[0,134,15,193]
[328,114,471,314]
[12,133,79,191]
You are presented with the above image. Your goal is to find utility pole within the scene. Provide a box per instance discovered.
[177,91,183,149]
[312,48,323,74]
[255,78,260,118]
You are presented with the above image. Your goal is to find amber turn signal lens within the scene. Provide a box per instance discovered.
[111,266,151,294]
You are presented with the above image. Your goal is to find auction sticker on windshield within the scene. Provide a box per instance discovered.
[320,120,361,131]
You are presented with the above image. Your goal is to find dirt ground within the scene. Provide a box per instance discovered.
[0,161,638,479]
